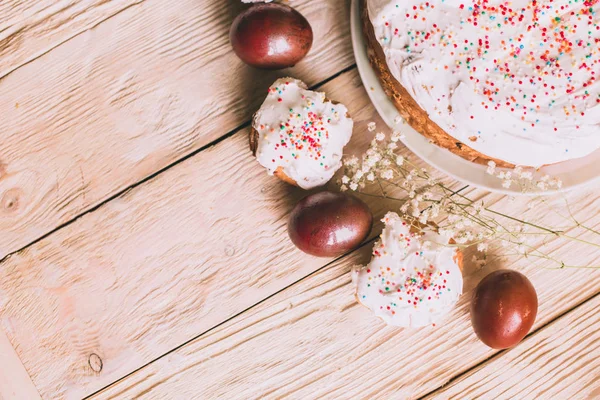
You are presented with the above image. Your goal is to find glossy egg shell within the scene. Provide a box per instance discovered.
[230,3,313,69]
[288,191,373,257]
[470,269,538,349]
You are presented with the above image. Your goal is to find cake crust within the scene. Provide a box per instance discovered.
[361,0,513,168]
[250,126,299,186]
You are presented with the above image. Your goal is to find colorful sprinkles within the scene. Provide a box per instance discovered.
[378,0,599,144]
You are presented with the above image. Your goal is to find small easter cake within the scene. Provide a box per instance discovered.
[352,212,464,327]
[250,78,354,189]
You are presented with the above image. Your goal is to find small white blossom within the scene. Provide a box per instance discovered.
[400,203,410,213]
[477,243,489,252]
[344,156,359,167]
[367,122,377,132]
[340,185,348,192]
[396,155,405,166]
[375,132,386,141]
[514,165,523,176]
[341,175,350,184]
[349,182,358,191]
[536,181,547,191]
[387,142,398,150]
[355,170,364,179]
[486,161,496,175]
[502,179,512,189]
[521,171,533,180]
[380,169,394,180]
[367,172,375,181]
[381,159,391,167]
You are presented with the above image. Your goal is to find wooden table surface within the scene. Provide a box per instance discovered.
[1,1,599,399]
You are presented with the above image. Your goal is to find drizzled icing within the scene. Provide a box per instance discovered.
[352,212,463,327]
[253,78,354,189]
[368,0,600,166]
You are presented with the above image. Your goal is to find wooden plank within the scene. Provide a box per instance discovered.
[427,293,600,399]
[0,0,354,259]
[0,69,451,399]
[0,0,142,78]
[90,188,600,399]
[0,328,41,400]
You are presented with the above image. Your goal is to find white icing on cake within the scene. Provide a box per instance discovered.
[368,0,600,166]
[352,212,463,327]
[253,78,354,189]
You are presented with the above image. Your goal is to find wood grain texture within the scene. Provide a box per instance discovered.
[0,69,444,399]
[0,328,41,400]
[91,187,600,399]
[427,293,600,400]
[0,0,354,259]
[0,0,142,78]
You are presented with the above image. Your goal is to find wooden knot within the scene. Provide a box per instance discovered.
[1,189,23,213]
[89,353,103,373]
[224,245,235,257]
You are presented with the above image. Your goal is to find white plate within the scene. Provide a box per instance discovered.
[350,0,600,195]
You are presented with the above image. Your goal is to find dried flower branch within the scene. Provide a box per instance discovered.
[340,122,600,269]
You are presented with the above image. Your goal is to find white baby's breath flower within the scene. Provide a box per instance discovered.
[341,175,350,184]
[554,179,563,189]
[514,165,523,176]
[380,169,394,180]
[486,161,496,175]
[541,174,551,182]
[521,171,533,180]
[536,181,547,191]
[400,202,409,213]
[355,170,364,179]
[477,242,489,252]
[408,191,416,199]
[349,182,358,191]
[387,142,398,150]
[340,185,348,192]
[396,155,405,166]
[390,131,401,142]
[375,132,386,141]
[502,179,512,189]
[367,172,375,181]
[381,159,391,167]
[367,122,377,132]
[344,156,359,167]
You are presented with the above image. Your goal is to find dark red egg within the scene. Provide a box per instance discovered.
[230,3,313,69]
[288,191,373,257]
[471,269,538,349]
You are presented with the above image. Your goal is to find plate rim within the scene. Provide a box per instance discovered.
[350,0,600,196]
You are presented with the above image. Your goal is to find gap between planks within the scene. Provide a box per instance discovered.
[0,0,145,82]
[424,283,600,399]
[0,0,356,260]
[0,63,356,267]
[418,275,600,400]
[89,189,600,399]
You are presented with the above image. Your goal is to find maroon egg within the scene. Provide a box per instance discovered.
[471,269,538,349]
[288,191,373,257]
[230,3,313,69]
